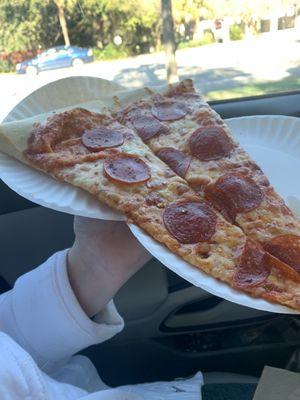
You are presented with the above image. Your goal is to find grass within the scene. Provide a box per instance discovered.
[178,36,214,50]
[205,75,300,101]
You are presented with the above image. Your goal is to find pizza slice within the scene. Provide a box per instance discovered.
[112,79,300,281]
[0,106,300,310]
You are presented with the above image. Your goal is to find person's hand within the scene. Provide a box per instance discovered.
[67,216,152,317]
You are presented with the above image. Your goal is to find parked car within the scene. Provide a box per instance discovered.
[15,46,93,74]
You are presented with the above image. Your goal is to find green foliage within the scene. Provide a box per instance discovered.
[0,0,59,53]
[0,60,13,73]
[205,75,300,101]
[68,0,161,55]
[92,44,129,61]
[173,0,211,23]
[0,0,162,66]
[229,24,244,41]
[178,30,214,49]
[201,30,215,44]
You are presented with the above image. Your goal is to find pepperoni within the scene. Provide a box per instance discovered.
[104,153,151,185]
[151,101,188,121]
[131,114,166,141]
[156,147,191,178]
[163,199,217,244]
[204,173,263,222]
[264,234,300,275]
[82,128,124,151]
[189,127,234,161]
[234,239,270,288]
[265,253,300,283]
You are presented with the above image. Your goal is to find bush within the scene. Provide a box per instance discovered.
[202,30,215,45]
[229,24,244,41]
[7,49,37,64]
[178,31,214,50]
[0,49,37,73]
[0,59,13,73]
[93,44,129,61]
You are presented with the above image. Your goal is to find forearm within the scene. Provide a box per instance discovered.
[67,224,152,317]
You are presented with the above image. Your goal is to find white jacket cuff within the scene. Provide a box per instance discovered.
[10,249,124,369]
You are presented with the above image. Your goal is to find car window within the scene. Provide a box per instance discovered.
[38,49,57,59]
[0,0,299,114]
[45,49,57,56]
[56,49,69,55]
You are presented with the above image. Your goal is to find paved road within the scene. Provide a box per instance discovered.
[1,29,300,116]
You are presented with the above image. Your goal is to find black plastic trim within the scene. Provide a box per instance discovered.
[160,313,280,334]
[210,91,300,119]
[210,89,300,104]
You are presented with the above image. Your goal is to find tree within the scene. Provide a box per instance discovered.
[53,0,70,46]
[0,0,58,53]
[68,0,160,54]
[161,0,178,83]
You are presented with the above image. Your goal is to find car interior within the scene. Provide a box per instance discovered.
[1,89,300,387]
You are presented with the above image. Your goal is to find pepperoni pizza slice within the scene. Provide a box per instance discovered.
[112,79,300,282]
[1,107,300,310]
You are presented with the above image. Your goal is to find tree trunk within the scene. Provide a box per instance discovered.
[55,1,70,46]
[161,0,178,83]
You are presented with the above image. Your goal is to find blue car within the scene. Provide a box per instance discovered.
[16,46,93,74]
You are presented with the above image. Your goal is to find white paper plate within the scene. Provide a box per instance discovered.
[0,76,124,220]
[1,75,123,122]
[1,80,300,312]
[129,115,300,315]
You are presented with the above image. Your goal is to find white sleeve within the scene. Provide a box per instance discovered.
[0,249,124,371]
